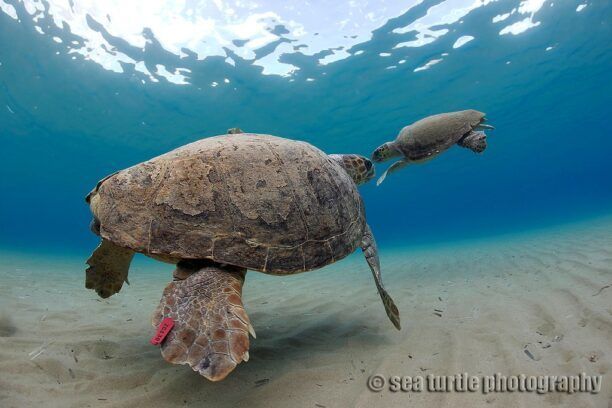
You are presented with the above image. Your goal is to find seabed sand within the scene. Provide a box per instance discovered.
[1,216,611,408]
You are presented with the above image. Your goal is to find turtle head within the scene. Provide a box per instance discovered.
[329,154,375,185]
[372,141,401,163]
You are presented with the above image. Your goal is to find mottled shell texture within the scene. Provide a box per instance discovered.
[90,134,366,274]
[396,109,484,160]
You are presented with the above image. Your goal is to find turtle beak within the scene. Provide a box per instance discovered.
[371,145,384,162]
[474,117,494,131]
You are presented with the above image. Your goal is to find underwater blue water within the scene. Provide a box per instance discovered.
[0,0,610,256]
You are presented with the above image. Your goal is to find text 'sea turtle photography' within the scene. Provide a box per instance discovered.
[0,0,610,407]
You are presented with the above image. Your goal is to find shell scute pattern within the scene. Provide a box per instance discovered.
[94,134,365,274]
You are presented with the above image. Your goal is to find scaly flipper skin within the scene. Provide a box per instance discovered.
[376,159,410,186]
[360,225,401,330]
[86,239,135,298]
[458,130,487,153]
[152,262,253,381]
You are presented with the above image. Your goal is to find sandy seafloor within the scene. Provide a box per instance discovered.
[1,216,611,408]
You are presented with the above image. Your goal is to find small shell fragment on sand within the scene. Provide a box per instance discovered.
[29,342,52,360]
[588,352,599,363]
[255,378,269,387]
[523,344,542,361]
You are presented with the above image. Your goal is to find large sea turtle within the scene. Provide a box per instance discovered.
[372,110,494,185]
[85,131,399,381]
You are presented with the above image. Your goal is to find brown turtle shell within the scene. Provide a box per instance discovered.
[396,109,484,160]
[88,133,365,274]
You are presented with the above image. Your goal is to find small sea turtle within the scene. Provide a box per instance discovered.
[227,127,243,134]
[372,110,493,185]
[85,132,397,381]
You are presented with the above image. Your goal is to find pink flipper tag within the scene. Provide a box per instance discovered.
[150,317,174,346]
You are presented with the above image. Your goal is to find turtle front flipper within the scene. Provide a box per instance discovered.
[152,262,253,381]
[361,224,401,330]
[86,239,135,298]
[376,159,410,186]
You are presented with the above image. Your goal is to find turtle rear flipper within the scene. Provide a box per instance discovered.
[361,224,401,330]
[86,239,134,298]
[458,130,487,153]
[152,263,254,381]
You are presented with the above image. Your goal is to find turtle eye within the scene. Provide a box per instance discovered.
[364,160,373,171]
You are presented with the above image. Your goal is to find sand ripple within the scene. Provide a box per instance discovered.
[1,217,611,407]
